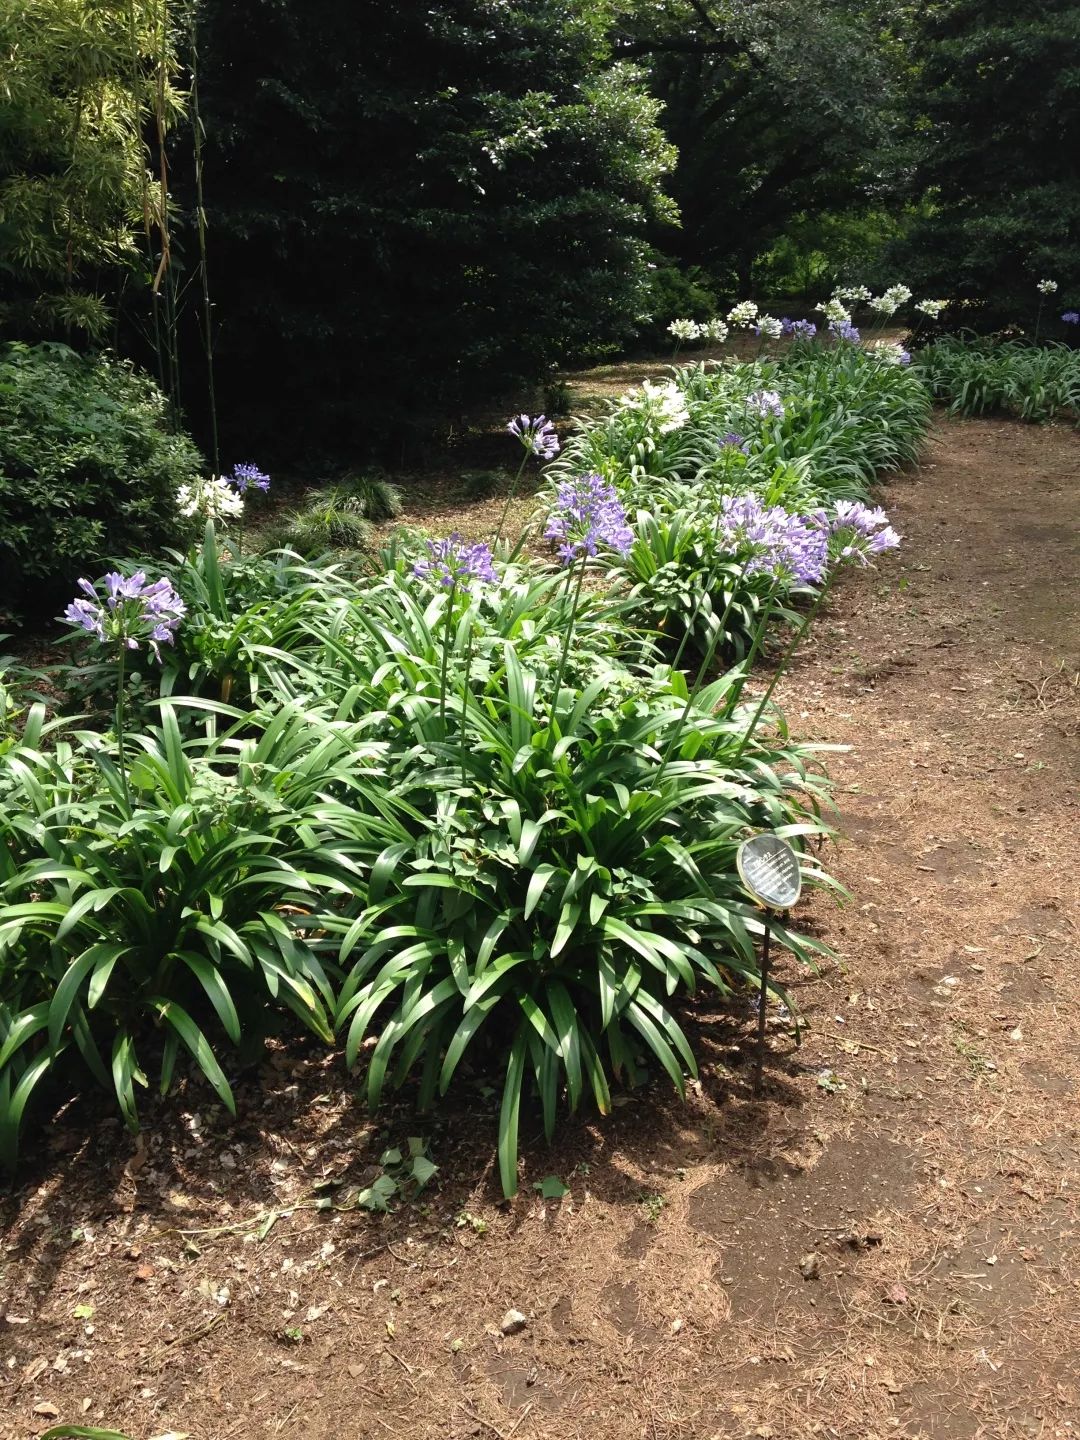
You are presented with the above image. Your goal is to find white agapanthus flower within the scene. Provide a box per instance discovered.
[833,284,871,303]
[869,283,913,316]
[619,378,690,434]
[867,340,912,366]
[915,298,948,317]
[755,315,784,340]
[815,297,852,326]
[703,317,729,342]
[1037,279,1058,294]
[641,378,690,433]
[668,318,702,342]
[177,475,245,521]
[727,300,759,328]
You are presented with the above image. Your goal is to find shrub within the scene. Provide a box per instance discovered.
[0,343,200,615]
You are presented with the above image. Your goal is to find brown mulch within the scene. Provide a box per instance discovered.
[1,413,1078,1440]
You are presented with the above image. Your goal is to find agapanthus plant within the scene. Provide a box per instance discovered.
[507,413,560,460]
[867,339,911,366]
[63,570,186,809]
[619,378,690,435]
[413,534,497,731]
[717,494,828,588]
[494,414,560,551]
[1037,279,1059,295]
[413,534,498,590]
[815,298,851,327]
[781,317,817,340]
[746,389,785,419]
[729,501,901,758]
[544,473,634,564]
[829,320,861,343]
[703,317,729,343]
[1062,311,1079,325]
[727,300,759,328]
[177,475,244,522]
[668,318,702,353]
[544,474,632,728]
[718,431,749,454]
[228,461,271,495]
[753,316,784,341]
[833,285,871,304]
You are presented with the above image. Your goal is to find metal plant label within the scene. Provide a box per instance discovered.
[736,833,802,910]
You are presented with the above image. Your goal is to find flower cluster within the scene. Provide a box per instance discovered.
[667,318,702,342]
[833,285,871,304]
[727,300,759,328]
[868,284,913,316]
[781,317,817,339]
[867,340,911,366]
[830,319,861,343]
[816,500,901,565]
[753,315,784,340]
[177,475,244,521]
[64,571,186,661]
[1037,279,1058,295]
[642,378,690,433]
[228,462,271,495]
[718,494,828,587]
[703,317,729,342]
[719,431,749,453]
[413,534,497,591]
[507,414,560,459]
[746,389,785,418]
[815,298,851,327]
[915,299,948,318]
[544,474,633,563]
[1062,311,1080,325]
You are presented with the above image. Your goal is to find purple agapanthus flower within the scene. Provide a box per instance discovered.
[544,473,633,564]
[1062,311,1080,325]
[507,414,560,460]
[63,571,186,661]
[718,494,828,587]
[812,500,901,566]
[413,534,497,591]
[228,462,271,494]
[746,390,785,419]
[830,320,861,342]
[719,432,750,454]
[791,319,817,339]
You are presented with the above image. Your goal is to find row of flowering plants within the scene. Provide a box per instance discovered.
[0,336,916,1195]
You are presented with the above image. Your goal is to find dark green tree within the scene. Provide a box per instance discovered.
[611,0,904,293]
[901,0,1080,314]
[193,0,676,451]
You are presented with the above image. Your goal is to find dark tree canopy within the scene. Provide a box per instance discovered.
[901,0,1080,310]
[194,0,676,451]
[610,0,904,291]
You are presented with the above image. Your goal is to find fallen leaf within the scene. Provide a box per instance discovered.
[32,1402,59,1418]
[134,1264,154,1282]
[884,1283,909,1305]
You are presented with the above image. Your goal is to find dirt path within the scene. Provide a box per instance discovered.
[1,416,1078,1440]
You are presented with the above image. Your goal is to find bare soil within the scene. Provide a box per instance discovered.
[2,413,1078,1440]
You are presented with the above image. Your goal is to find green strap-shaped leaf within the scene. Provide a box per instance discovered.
[151,998,235,1115]
[498,1027,529,1199]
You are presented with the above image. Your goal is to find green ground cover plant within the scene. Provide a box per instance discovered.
[0,333,924,1197]
[916,336,1080,422]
